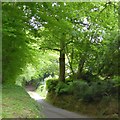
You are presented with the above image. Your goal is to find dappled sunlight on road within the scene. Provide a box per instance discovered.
[27,91,45,101]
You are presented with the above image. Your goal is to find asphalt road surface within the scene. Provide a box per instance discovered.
[27,91,89,118]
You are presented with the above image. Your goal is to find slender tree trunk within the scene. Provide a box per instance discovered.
[77,54,85,79]
[59,39,65,82]
[66,46,75,76]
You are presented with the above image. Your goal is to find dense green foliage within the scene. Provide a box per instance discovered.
[2,2,119,118]
[46,79,59,92]
[16,51,59,86]
[46,78,118,102]
[2,3,33,84]
[2,2,119,84]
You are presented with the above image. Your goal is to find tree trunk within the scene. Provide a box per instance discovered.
[59,39,65,82]
[77,54,85,79]
[66,46,75,76]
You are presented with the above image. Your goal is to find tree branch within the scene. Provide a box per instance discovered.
[39,47,61,51]
[96,2,112,19]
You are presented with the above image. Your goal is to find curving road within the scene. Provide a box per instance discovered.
[27,91,89,118]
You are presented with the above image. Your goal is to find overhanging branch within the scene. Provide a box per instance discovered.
[39,47,61,52]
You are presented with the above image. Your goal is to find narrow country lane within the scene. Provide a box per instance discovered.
[27,91,90,118]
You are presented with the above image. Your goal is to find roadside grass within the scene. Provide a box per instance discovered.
[46,92,119,118]
[2,84,44,118]
[0,84,2,119]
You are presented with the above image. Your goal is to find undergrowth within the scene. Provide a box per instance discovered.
[45,78,119,118]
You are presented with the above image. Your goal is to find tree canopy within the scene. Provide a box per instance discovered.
[2,2,119,84]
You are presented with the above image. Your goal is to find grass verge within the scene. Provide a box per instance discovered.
[2,84,44,118]
[0,84,2,119]
[46,92,119,118]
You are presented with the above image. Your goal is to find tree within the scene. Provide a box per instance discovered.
[2,3,37,84]
[2,2,119,85]
[64,2,119,80]
[22,2,75,82]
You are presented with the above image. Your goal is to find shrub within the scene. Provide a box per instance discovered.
[37,85,44,92]
[82,80,118,102]
[55,82,68,95]
[66,82,75,94]
[46,79,59,92]
[54,81,75,95]
[112,76,120,85]
[106,79,118,95]
[72,80,89,99]
[86,82,104,102]
[36,85,46,97]
[82,86,94,102]
[46,78,119,103]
